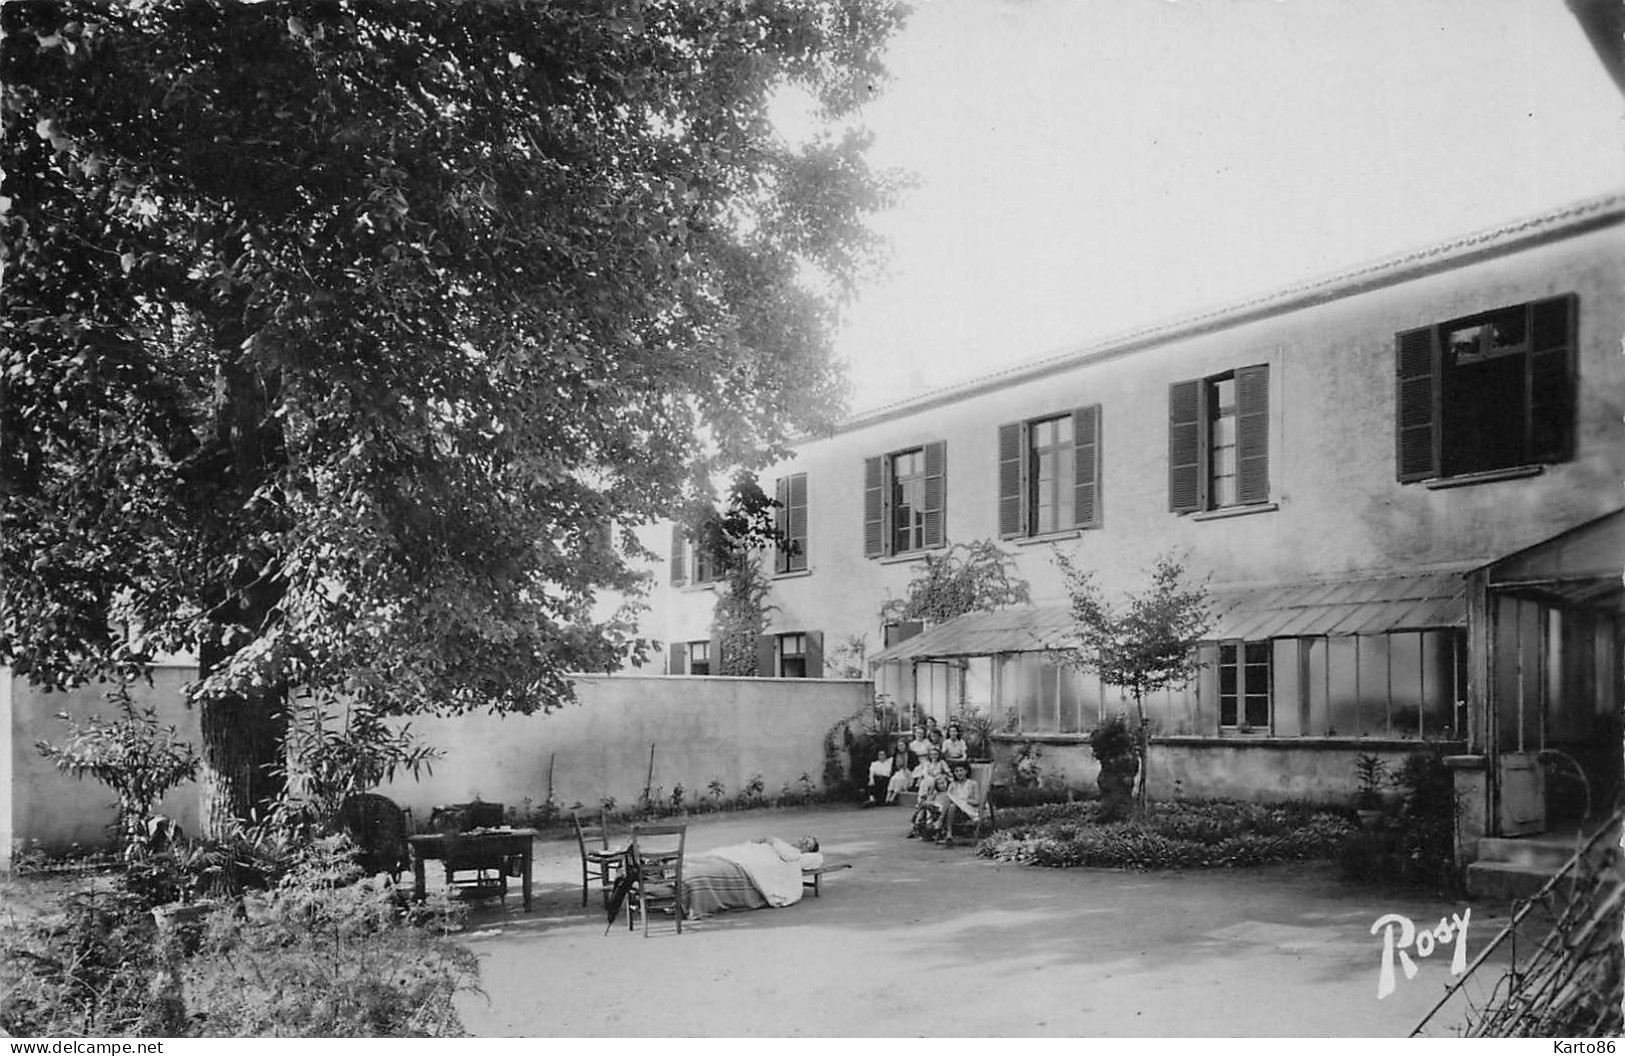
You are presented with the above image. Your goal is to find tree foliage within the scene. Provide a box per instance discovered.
[1,0,907,830]
[1054,550,1211,807]
[879,539,1030,625]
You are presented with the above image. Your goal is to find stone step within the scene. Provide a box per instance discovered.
[1474,834,1604,871]
[1465,859,1562,903]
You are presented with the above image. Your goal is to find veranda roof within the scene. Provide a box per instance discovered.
[868,570,1467,665]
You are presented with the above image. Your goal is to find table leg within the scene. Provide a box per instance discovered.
[521,849,533,912]
[412,856,426,902]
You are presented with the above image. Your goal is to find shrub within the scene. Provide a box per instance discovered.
[979,798,1356,870]
[1339,748,1461,893]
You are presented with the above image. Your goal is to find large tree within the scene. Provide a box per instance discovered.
[1,0,906,834]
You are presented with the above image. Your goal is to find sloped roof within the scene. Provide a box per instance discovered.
[869,571,1467,664]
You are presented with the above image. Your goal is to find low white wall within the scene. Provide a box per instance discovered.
[5,668,871,861]
[378,675,873,819]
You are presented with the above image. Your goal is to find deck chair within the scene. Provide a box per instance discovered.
[627,823,686,936]
[573,810,627,907]
[335,792,411,882]
[940,762,998,844]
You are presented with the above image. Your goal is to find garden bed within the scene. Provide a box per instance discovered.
[978,799,1356,869]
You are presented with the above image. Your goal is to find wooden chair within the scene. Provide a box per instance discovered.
[627,823,686,936]
[335,792,411,882]
[573,811,626,907]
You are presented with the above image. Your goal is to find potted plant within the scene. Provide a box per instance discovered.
[1088,713,1139,821]
[1353,752,1388,828]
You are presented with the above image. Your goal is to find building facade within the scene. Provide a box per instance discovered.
[647,195,1625,844]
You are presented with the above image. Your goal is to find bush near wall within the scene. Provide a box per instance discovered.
[979,799,1356,869]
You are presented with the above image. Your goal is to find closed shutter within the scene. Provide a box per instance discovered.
[668,642,684,675]
[669,523,686,585]
[1073,404,1101,527]
[787,473,808,571]
[774,476,791,573]
[863,456,885,557]
[1395,325,1438,482]
[1527,294,1576,464]
[1234,366,1269,505]
[756,634,777,677]
[1168,380,1202,513]
[921,440,946,549]
[805,630,824,679]
[997,422,1025,538]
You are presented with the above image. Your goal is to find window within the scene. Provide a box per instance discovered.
[668,523,723,586]
[778,633,807,678]
[1396,296,1576,482]
[997,406,1102,538]
[1169,365,1268,513]
[774,473,808,573]
[687,640,711,676]
[1218,641,1272,730]
[997,654,1090,734]
[863,441,946,558]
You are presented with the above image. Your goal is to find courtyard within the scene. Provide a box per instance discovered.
[443,804,1514,1037]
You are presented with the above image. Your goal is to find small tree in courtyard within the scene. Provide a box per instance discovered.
[702,473,783,676]
[1053,550,1211,809]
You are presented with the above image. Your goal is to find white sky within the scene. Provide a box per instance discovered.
[832,0,1625,411]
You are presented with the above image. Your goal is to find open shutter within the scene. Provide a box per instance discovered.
[1395,325,1438,482]
[805,631,824,679]
[1073,404,1101,527]
[669,524,686,585]
[863,456,885,557]
[787,473,808,571]
[1168,380,1202,513]
[774,476,791,573]
[1235,366,1269,505]
[1527,294,1576,464]
[756,634,777,677]
[997,422,1025,538]
[667,642,684,675]
[921,440,946,548]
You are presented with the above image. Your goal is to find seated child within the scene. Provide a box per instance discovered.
[908,773,951,839]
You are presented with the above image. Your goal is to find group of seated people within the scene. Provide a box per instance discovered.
[862,720,983,842]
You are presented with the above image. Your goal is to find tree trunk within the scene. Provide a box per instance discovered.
[1134,696,1150,810]
[197,635,288,839]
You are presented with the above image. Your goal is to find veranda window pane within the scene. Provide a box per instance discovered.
[1326,638,1362,736]
[1273,639,1302,737]
[1389,632,1424,739]
[1358,634,1391,737]
[1058,665,1083,734]
[1304,637,1328,735]
[1420,631,1456,739]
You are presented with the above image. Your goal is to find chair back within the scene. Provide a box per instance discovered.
[335,792,410,876]
[573,811,608,854]
[630,823,687,876]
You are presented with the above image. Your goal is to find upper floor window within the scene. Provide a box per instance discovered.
[774,472,808,574]
[863,441,946,558]
[1396,295,1576,482]
[998,406,1101,538]
[1169,365,1269,513]
[667,524,723,586]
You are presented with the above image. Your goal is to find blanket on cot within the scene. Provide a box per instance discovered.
[680,855,772,917]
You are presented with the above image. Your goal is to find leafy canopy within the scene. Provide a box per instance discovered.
[880,539,1030,625]
[1053,550,1212,705]
[0,1,908,723]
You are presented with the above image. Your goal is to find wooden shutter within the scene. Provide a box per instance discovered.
[1527,294,1576,464]
[667,642,684,675]
[787,473,808,571]
[1395,325,1438,482]
[1168,380,1202,513]
[1073,404,1101,527]
[921,440,946,548]
[1235,366,1269,505]
[669,523,686,585]
[756,634,777,677]
[805,630,824,679]
[997,422,1025,538]
[863,456,885,557]
[774,476,791,573]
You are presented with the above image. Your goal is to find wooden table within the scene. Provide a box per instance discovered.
[409,828,539,911]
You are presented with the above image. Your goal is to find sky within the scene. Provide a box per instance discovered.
[831,0,1625,411]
